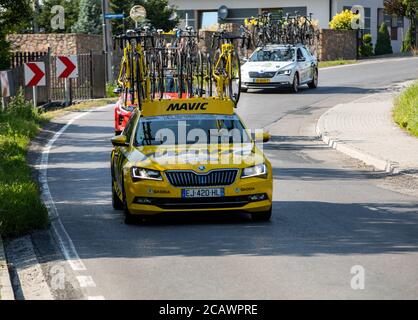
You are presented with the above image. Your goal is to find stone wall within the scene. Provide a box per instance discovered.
[6,34,103,55]
[319,29,357,61]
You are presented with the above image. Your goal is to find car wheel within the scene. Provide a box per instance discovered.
[308,68,318,89]
[251,208,272,222]
[123,197,137,225]
[290,73,299,93]
[240,87,248,93]
[112,181,123,210]
[120,179,137,224]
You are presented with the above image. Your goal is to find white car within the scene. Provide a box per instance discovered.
[241,44,318,93]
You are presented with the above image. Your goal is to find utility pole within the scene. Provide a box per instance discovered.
[101,0,113,83]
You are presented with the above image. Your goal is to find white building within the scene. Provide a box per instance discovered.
[169,0,413,53]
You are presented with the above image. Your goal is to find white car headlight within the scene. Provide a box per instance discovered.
[277,69,292,75]
[132,167,162,181]
[241,163,267,179]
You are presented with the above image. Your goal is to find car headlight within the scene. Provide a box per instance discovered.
[131,167,162,181]
[277,69,292,75]
[241,163,267,179]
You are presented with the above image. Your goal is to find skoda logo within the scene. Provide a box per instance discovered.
[198,166,206,171]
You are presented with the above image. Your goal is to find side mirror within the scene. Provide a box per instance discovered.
[113,87,123,94]
[254,131,271,143]
[111,135,129,147]
[262,132,271,143]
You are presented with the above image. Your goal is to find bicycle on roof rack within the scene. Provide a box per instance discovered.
[211,29,250,106]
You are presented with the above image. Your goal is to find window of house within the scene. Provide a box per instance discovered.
[199,11,218,29]
[378,8,401,41]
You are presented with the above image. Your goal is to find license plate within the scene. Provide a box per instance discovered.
[255,78,270,83]
[182,188,224,198]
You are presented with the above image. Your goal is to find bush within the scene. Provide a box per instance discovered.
[0,92,48,237]
[401,26,414,52]
[359,33,374,57]
[106,82,119,98]
[375,22,393,55]
[329,10,357,30]
[393,81,418,137]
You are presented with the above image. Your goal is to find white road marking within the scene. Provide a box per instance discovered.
[76,275,97,288]
[38,105,111,297]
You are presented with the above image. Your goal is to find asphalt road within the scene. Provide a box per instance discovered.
[43,57,418,299]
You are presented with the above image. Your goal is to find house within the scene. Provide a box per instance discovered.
[168,0,414,53]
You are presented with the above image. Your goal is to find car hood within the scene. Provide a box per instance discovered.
[242,61,295,72]
[126,144,266,171]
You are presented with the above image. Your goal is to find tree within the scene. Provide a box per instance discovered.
[109,0,179,35]
[329,9,358,30]
[72,0,102,34]
[0,0,33,69]
[37,0,80,33]
[375,22,393,55]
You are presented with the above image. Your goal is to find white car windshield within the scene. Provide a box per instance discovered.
[249,48,294,62]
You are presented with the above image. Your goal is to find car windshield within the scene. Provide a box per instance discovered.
[135,115,252,146]
[249,48,294,62]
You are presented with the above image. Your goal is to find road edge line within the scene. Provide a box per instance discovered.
[37,105,111,299]
[0,236,14,300]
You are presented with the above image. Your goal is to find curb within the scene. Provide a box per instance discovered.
[316,105,400,174]
[0,237,14,300]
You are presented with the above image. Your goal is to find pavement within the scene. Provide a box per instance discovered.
[2,56,418,300]
[317,81,418,174]
[0,237,14,300]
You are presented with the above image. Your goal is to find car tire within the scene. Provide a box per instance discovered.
[251,208,272,222]
[240,87,248,93]
[290,73,299,93]
[112,182,123,210]
[123,197,137,225]
[308,68,318,89]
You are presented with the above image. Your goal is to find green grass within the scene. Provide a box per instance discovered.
[0,93,116,237]
[393,81,418,137]
[0,94,48,237]
[319,59,358,68]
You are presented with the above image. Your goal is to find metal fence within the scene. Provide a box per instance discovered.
[3,50,106,105]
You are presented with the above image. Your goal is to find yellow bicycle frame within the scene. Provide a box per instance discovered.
[117,40,151,106]
[213,43,235,100]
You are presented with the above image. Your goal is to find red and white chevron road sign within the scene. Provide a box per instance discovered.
[24,62,46,87]
[56,56,78,78]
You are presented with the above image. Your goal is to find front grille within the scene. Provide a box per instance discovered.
[165,169,238,187]
[133,194,268,210]
[249,71,276,78]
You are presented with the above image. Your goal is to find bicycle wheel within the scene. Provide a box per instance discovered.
[134,54,142,108]
[228,50,241,106]
[157,50,165,99]
[203,53,213,98]
[186,53,194,98]
[149,54,157,101]
[176,51,184,98]
[194,51,204,97]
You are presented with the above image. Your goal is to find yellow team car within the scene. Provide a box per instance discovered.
[110,97,273,224]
